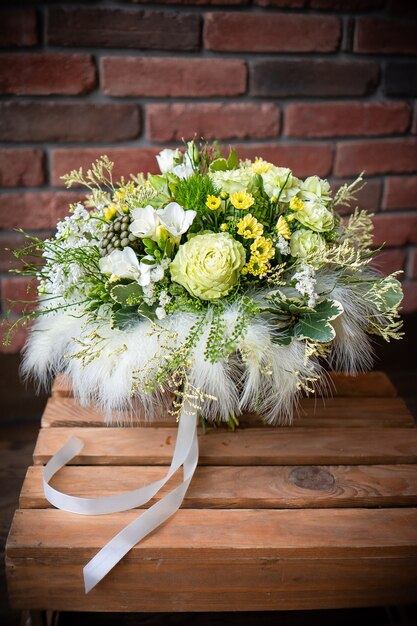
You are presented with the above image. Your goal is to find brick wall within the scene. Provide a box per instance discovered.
[1,0,417,354]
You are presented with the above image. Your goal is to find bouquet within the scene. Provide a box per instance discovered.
[10,141,403,425]
[7,141,404,592]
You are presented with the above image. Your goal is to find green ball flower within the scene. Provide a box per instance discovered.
[290,229,326,259]
[295,200,335,233]
[170,233,246,300]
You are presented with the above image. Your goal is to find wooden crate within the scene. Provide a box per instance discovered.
[6,372,417,613]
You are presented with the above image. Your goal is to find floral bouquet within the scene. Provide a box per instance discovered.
[7,142,404,592]
[11,141,403,426]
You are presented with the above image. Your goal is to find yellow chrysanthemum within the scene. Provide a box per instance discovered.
[104,205,118,221]
[250,236,275,262]
[237,213,264,239]
[252,158,273,174]
[220,223,229,232]
[206,195,222,211]
[276,215,291,240]
[242,255,269,277]
[230,190,255,211]
[290,197,305,212]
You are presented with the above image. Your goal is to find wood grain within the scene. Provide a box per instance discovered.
[19,464,417,510]
[33,426,417,466]
[6,508,417,609]
[41,396,414,428]
[51,370,398,399]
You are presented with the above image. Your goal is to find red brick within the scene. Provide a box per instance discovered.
[251,59,379,98]
[354,18,417,54]
[102,57,246,98]
[234,143,333,178]
[0,9,37,47]
[116,0,250,4]
[402,281,417,313]
[335,139,417,177]
[285,102,410,139]
[46,7,200,50]
[51,148,162,187]
[370,248,406,278]
[0,149,44,188]
[0,54,96,96]
[147,103,280,143]
[372,213,417,247]
[204,12,340,52]
[0,192,82,231]
[330,178,382,214]
[1,277,38,315]
[0,102,140,143]
[408,248,417,280]
[256,0,382,5]
[383,177,417,211]
[0,318,30,354]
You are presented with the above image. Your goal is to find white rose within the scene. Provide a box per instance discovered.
[99,247,151,286]
[300,176,331,202]
[290,230,326,260]
[156,148,180,174]
[129,205,160,241]
[295,200,335,233]
[157,202,196,240]
[210,168,252,195]
[261,166,301,202]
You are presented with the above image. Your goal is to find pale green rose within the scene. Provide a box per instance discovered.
[299,176,331,203]
[170,233,246,300]
[261,166,301,203]
[295,200,335,233]
[290,229,326,260]
[210,169,252,195]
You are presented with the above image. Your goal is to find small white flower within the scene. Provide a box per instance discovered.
[293,263,317,308]
[156,148,180,174]
[155,306,167,320]
[99,247,151,286]
[129,205,160,241]
[157,202,196,239]
[276,234,291,256]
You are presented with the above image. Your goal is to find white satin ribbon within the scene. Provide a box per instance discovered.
[43,405,198,593]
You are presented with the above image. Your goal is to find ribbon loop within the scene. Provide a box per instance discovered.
[43,406,199,592]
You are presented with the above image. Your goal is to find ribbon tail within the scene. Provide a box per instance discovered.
[83,409,199,593]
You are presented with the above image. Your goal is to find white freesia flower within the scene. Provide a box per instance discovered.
[156,149,180,174]
[171,161,194,180]
[99,247,152,285]
[157,202,196,239]
[129,205,160,241]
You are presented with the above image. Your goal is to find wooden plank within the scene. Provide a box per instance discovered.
[6,508,417,610]
[20,464,417,510]
[51,370,397,400]
[32,427,417,466]
[40,396,414,429]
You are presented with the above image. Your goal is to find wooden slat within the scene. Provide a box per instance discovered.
[51,370,397,399]
[20,464,417,510]
[40,396,414,428]
[6,508,417,610]
[33,427,417,466]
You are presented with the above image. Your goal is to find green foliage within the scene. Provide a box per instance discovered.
[174,173,217,216]
[110,283,143,306]
[209,148,238,173]
[263,292,344,344]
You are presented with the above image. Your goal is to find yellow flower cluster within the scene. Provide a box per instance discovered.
[104,204,118,221]
[276,215,291,240]
[242,236,275,276]
[230,190,254,211]
[237,214,264,239]
[290,196,305,212]
[206,195,221,211]
[252,158,273,174]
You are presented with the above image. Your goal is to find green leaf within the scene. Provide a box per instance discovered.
[377,277,403,312]
[148,174,168,192]
[209,158,228,173]
[296,316,336,343]
[313,299,344,322]
[227,148,238,170]
[110,305,139,330]
[140,257,156,266]
[110,283,143,306]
